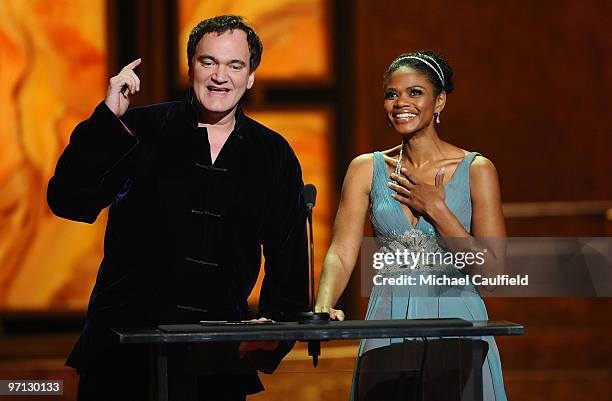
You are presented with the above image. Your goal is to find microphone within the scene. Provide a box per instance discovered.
[303,184,317,210]
[299,184,329,367]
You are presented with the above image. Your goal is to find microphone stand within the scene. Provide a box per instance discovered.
[298,190,329,367]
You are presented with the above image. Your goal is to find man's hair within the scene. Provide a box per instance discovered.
[187,15,263,72]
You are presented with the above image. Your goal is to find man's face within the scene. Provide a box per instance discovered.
[189,30,255,118]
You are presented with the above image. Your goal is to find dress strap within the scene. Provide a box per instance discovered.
[448,151,481,187]
[371,151,389,190]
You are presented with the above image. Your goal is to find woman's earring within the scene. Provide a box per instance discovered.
[434,112,441,124]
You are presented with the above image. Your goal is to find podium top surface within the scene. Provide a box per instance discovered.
[113,319,523,344]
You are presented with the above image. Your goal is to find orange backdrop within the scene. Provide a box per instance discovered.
[178,0,330,84]
[0,0,333,311]
[0,0,107,310]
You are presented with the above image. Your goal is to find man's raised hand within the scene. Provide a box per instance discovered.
[104,58,141,117]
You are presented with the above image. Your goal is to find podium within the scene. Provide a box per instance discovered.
[114,319,523,401]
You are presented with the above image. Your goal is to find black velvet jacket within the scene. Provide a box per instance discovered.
[48,100,309,374]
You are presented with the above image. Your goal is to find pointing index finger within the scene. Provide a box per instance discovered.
[122,58,142,71]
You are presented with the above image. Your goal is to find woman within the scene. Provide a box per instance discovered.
[315,51,507,400]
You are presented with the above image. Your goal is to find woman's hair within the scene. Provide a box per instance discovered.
[383,50,454,96]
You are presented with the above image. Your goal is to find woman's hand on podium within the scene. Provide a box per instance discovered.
[315,305,345,321]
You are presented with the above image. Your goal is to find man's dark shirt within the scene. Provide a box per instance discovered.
[47,100,309,382]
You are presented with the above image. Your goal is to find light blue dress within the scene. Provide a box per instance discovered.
[352,151,507,401]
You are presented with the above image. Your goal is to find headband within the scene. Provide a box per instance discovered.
[397,55,445,88]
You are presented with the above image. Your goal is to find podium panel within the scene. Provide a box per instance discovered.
[114,319,522,401]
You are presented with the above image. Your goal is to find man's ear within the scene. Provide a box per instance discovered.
[247,71,255,89]
[435,91,447,113]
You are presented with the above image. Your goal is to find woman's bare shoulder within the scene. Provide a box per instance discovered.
[470,155,497,174]
[344,153,376,193]
[347,153,374,176]
[350,152,374,164]
[469,155,500,194]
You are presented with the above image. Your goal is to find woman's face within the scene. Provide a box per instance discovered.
[383,66,445,135]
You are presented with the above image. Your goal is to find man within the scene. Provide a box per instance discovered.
[48,15,308,401]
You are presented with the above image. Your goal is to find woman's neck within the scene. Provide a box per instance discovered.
[401,128,445,168]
